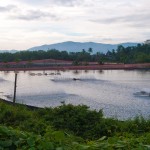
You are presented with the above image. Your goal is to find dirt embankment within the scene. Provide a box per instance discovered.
[0,59,150,71]
[0,63,150,71]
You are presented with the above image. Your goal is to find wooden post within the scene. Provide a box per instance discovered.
[13,72,17,104]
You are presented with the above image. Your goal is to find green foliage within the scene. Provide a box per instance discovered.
[0,44,149,64]
[37,104,103,139]
[0,125,83,150]
[1,101,150,139]
[106,44,150,63]
[0,125,150,150]
[72,60,80,66]
[0,100,150,149]
[0,102,49,135]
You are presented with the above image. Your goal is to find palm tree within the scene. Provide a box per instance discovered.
[88,47,93,53]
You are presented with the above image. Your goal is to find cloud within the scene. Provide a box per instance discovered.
[10,10,59,21]
[90,12,150,28]
[15,0,82,7]
[0,0,150,49]
[0,5,16,12]
[52,0,82,6]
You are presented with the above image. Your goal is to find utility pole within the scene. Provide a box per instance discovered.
[13,72,18,104]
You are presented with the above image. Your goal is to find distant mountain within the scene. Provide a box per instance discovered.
[28,41,139,53]
[0,50,18,53]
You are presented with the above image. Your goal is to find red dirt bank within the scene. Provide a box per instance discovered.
[0,63,150,71]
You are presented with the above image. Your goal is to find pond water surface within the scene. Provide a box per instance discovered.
[0,70,150,120]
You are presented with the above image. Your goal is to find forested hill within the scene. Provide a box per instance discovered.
[28,41,138,53]
[0,43,149,64]
[102,43,150,63]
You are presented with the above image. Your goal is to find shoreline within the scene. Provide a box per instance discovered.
[0,98,40,110]
[0,63,150,71]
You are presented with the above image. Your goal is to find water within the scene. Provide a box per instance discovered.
[0,70,150,120]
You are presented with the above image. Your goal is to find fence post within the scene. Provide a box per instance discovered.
[13,72,17,104]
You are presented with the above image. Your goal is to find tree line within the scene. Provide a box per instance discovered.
[0,44,149,64]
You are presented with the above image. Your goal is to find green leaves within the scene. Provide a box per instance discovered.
[0,125,150,150]
[0,101,150,149]
[27,137,36,147]
[52,131,65,142]
[0,140,12,147]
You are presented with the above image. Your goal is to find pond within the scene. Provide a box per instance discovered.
[0,69,150,120]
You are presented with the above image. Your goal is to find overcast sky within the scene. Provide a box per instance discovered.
[0,0,150,50]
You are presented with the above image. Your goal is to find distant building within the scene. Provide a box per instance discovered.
[145,40,150,45]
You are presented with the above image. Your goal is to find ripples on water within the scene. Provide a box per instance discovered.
[0,70,150,120]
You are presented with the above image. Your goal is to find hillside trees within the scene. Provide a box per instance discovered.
[0,44,149,63]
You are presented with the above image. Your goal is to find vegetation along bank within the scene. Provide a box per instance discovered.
[0,100,150,149]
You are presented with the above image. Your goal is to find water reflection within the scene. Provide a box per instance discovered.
[3,71,10,76]
[97,70,104,74]
[73,70,81,75]
[84,70,89,73]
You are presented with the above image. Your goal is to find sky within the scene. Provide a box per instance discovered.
[0,0,150,50]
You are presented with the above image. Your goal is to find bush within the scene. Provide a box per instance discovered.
[37,104,103,138]
[0,125,150,150]
[0,101,150,141]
